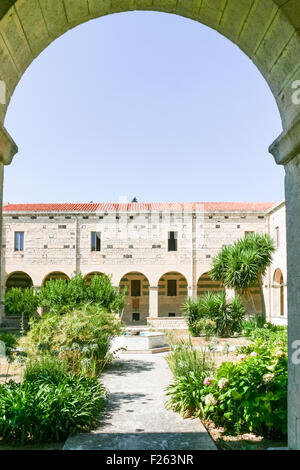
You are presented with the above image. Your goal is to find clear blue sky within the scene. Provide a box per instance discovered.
[3,11,284,204]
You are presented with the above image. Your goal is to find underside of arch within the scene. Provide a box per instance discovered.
[0,0,299,132]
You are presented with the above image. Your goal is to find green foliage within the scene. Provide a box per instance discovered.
[166,341,287,438]
[209,233,275,291]
[0,333,18,351]
[0,374,106,443]
[166,341,215,379]
[241,320,287,347]
[4,287,39,319]
[38,273,125,314]
[183,292,245,337]
[22,305,123,376]
[23,356,70,385]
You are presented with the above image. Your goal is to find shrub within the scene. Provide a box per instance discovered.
[166,341,215,379]
[4,287,39,319]
[23,355,70,385]
[38,273,125,314]
[166,341,287,438]
[0,333,18,351]
[241,320,287,347]
[22,305,123,376]
[183,292,245,337]
[0,374,106,443]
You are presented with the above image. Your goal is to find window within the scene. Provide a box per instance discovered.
[91,232,101,252]
[31,216,37,219]
[167,279,177,296]
[275,226,280,247]
[65,216,71,219]
[14,232,24,251]
[168,231,177,251]
[131,280,141,297]
[12,216,18,219]
[58,225,66,229]
[132,312,140,321]
[168,312,176,317]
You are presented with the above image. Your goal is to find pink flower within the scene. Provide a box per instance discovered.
[218,378,229,389]
[237,354,246,361]
[203,377,213,386]
[276,349,284,357]
[250,352,258,357]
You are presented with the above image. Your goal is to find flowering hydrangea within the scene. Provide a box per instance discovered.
[218,378,229,389]
[205,394,217,406]
[250,351,258,357]
[203,377,213,386]
[263,373,275,383]
[237,354,246,361]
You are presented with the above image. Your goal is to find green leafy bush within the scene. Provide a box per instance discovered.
[183,292,245,337]
[241,320,287,347]
[166,341,287,438]
[4,287,39,318]
[0,374,106,443]
[166,341,215,379]
[21,305,123,376]
[0,333,18,351]
[38,273,125,314]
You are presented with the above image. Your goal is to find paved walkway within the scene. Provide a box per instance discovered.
[64,353,216,450]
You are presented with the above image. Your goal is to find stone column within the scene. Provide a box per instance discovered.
[188,285,197,300]
[0,126,18,325]
[149,286,158,318]
[225,288,235,301]
[270,122,300,449]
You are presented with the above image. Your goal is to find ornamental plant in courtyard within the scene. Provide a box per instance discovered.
[166,339,287,438]
[209,233,275,325]
[182,291,245,337]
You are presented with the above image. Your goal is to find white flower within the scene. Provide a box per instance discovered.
[237,354,246,361]
[218,378,229,389]
[205,394,217,406]
[276,349,284,357]
[263,373,275,383]
[250,351,258,357]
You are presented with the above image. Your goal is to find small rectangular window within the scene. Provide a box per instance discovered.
[168,312,176,317]
[12,216,19,220]
[91,232,101,252]
[31,216,37,219]
[64,245,70,249]
[275,226,280,247]
[65,216,71,219]
[58,225,67,229]
[14,232,24,251]
[167,279,177,297]
[168,231,177,251]
[131,280,141,297]
[132,312,140,321]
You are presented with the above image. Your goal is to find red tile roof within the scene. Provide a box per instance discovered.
[2,202,277,213]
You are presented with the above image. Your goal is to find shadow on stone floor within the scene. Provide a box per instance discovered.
[104,359,155,376]
[97,391,148,428]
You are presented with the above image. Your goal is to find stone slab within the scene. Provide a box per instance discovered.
[64,353,216,450]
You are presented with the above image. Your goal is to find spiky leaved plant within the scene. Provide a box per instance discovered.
[209,233,275,326]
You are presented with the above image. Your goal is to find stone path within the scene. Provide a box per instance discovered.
[64,353,216,450]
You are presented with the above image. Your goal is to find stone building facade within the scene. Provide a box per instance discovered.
[1,201,287,327]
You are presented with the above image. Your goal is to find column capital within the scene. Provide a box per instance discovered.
[0,125,18,165]
[269,118,300,166]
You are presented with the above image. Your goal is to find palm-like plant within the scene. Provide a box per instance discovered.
[209,233,275,326]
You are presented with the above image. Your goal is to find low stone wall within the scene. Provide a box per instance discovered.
[147,317,188,330]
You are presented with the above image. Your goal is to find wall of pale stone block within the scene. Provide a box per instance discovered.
[1,206,285,324]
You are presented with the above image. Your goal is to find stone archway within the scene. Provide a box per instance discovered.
[158,271,188,317]
[273,268,285,318]
[5,270,33,291]
[0,0,299,448]
[119,271,149,325]
[42,271,70,286]
[197,272,224,297]
[84,271,104,286]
